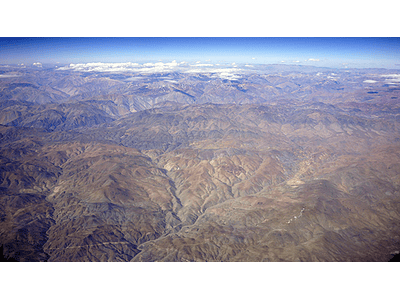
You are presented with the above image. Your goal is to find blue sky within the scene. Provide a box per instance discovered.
[1,37,399,69]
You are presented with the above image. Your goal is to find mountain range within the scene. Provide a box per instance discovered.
[1,63,400,261]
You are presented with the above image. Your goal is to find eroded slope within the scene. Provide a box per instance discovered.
[2,99,400,261]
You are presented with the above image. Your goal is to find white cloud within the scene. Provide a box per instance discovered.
[252,57,256,60]
[293,61,300,63]
[381,74,400,84]
[185,67,242,80]
[33,62,42,67]
[185,68,241,74]
[363,80,378,83]
[385,79,400,83]
[57,61,186,73]
[60,62,139,72]
[381,74,400,78]
[56,61,245,80]
[217,72,241,80]
[245,64,254,67]
[307,58,320,61]
[135,65,177,73]
[190,63,213,67]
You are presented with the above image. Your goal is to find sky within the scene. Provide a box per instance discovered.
[1,37,399,69]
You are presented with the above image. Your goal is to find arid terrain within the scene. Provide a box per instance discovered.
[1,63,400,261]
